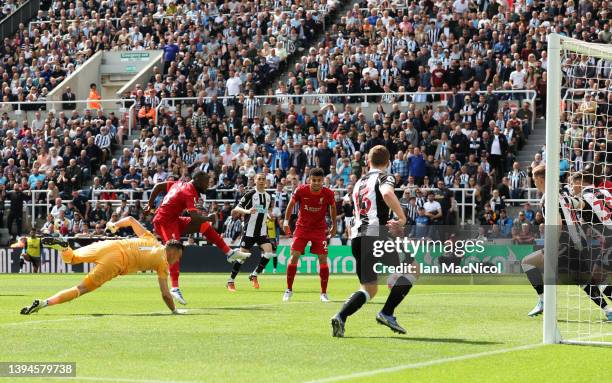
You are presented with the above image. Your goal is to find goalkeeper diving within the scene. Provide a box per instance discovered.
[20,217,186,315]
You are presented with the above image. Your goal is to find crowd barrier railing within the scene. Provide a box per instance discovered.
[5,186,478,229]
[154,90,537,130]
[0,99,136,136]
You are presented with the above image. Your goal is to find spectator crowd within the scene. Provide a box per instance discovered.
[0,0,609,242]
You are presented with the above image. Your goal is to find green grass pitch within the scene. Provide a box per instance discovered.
[1,273,611,383]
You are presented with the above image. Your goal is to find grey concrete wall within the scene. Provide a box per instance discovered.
[102,50,163,76]
[0,0,40,40]
[46,50,103,112]
[115,51,164,98]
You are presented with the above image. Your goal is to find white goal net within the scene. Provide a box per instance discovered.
[544,34,612,345]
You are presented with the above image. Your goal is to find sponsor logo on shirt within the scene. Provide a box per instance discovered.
[303,204,322,213]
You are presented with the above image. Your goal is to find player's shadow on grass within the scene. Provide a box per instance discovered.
[196,307,273,311]
[345,336,500,345]
[63,312,216,317]
[557,319,610,324]
[234,290,290,294]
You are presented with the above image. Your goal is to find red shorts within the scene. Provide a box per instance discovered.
[153,216,192,242]
[291,229,328,255]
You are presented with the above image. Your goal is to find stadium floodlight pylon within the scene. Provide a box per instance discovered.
[544,33,612,346]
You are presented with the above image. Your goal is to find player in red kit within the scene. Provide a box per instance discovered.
[282,168,337,302]
[146,171,250,304]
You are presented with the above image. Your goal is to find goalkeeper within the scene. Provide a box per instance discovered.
[20,216,186,315]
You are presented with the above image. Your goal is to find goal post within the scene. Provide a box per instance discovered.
[543,33,561,345]
[543,33,612,345]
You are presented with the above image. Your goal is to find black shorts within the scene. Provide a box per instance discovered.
[240,235,271,250]
[585,246,612,272]
[558,244,596,284]
[352,236,405,284]
[596,247,612,270]
[27,256,41,267]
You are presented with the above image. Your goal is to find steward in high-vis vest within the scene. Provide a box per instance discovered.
[87,83,101,110]
[22,229,42,272]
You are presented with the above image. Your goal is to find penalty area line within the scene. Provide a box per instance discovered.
[303,343,544,383]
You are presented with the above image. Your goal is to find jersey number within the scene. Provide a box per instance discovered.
[355,187,372,216]
[593,197,612,222]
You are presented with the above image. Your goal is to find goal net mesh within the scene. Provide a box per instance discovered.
[555,37,612,344]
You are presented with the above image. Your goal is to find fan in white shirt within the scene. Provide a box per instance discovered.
[509,64,527,89]
[361,61,379,80]
[453,0,469,13]
[225,70,242,97]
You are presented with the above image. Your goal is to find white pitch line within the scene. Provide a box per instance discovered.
[302,343,544,383]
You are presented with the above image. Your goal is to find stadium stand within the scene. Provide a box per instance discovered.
[1,0,26,21]
[0,0,608,243]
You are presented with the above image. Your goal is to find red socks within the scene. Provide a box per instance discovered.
[286,262,329,292]
[168,222,230,289]
[170,262,180,288]
[286,263,297,290]
[319,263,329,294]
[200,223,231,254]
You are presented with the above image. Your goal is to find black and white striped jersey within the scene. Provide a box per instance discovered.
[237,189,273,237]
[541,190,588,249]
[578,186,612,240]
[350,169,395,238]
[94,133,111,150]
[305,145,317,167]
[223,217,243,241]
[508,169,527,190]
[274,190,290,211]
[403,203,418,225]
[244,97,260,120]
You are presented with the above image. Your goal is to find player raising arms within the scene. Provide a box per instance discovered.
[226,173,275,291]
[21,216,186,315]
[282,168,336,302]
[331,145,417,337]
[146,171,249,304]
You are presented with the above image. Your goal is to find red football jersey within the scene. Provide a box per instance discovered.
[291,184,335,234]
[153,181,199,222]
